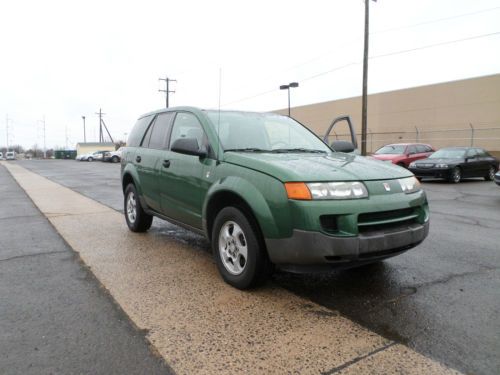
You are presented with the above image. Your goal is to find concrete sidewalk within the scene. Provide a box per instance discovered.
[0,164,172,374]
[1,161,463,375]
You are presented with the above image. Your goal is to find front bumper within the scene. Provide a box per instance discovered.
[494,173,500,186]
[265,220,429,269]
[409,167,452,179]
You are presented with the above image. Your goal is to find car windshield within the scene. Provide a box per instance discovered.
[375,145,406,154]
[205,111,331,153]
[429,149,466,159]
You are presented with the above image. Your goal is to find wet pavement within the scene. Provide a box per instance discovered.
[0,164,172,375]
[15,159,500,375]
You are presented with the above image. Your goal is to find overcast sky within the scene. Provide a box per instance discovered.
[1,0,499,149]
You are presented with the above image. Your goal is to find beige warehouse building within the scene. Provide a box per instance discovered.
[277,74,500,155]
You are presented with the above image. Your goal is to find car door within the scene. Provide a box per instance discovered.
[406,145,419,165]
[475,148,491,175]
[134,112,174,212]
[463,148,480,177]
[158,111,216,229]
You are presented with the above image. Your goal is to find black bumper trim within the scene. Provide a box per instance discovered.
[265,221,429,266]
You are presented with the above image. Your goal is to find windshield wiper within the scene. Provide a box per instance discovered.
[224,148,270,153]
[271,148,327,154]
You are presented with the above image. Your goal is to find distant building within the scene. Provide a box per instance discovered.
[76,142,115,156]
[276,74,500,154]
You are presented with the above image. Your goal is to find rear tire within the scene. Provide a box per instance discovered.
[485,166,495,181]
[212,206,272,289]
[124,184,153,232]
[88,157,93,162]
[448,167,461,183]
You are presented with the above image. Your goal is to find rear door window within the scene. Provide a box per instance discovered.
[128,115,154,147]
[148,113,175,149]
[407,145,417,154]
[416,145,427,153]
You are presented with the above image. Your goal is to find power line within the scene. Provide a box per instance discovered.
[373,6,500,35]
[284,5,500,76]
[223,31,500,106]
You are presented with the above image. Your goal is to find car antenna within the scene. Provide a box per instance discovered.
[216,67,222,165]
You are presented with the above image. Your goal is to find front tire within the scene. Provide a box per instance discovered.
[112,156,120,163]
[449,167,461,183]
[124,184,152,232]
[88,157,93,162]
[485,166,495,181]
[212,207,271,289]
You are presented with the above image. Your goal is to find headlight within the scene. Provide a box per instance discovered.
[398,176,421,194]
[306,181,368,199]
[284,182,369,200]
[409,162,416,168]
[435,163,448,168]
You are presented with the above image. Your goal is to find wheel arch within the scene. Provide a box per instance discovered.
[203,178,281,242]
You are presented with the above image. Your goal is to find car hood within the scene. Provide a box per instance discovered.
[371,154,401,161]
[223,152,412,182]
[414,158,463,165]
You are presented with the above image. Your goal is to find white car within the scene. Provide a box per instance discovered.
[0,152,3,159]
[5,151,15,160]
[77,151,105,162]
[103,147,124,163]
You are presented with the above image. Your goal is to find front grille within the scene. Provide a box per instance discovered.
[358,208,415,223]
[358,219,417,234]
[358,208,419,234]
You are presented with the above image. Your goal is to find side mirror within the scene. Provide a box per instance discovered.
[331,140,355,153]
[171,138,207,158]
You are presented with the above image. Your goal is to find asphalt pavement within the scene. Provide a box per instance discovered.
[0,164,172,374]
[15,159,500,375]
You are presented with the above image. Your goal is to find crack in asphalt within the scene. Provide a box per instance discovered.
[0,250,68,263]
[321,341,397,374]
[431,210,500,229]
[378,267,498,310]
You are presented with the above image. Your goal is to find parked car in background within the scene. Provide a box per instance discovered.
[76,151,106,162]
[409,147,499,183]
[103,147,124,163]
[494,171,500,187]
[121,107,429,289]
[5,151,16,160]
[0,152,3,159]
[371,143,434,168]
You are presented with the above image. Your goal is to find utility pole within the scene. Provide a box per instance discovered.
[361,0,376,156]
[96,108,104,142]
[82,116,87,142]
[95,108,114,143]
[158,77,176,108]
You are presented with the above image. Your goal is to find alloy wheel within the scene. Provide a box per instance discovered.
[126,192,137,224]
[218,221,248,275]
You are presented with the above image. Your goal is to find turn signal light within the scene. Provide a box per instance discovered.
[285,182,312,200]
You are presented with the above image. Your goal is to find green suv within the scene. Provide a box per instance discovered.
[121,107,429,289]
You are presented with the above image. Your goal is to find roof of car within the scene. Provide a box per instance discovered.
[137,106,283,120]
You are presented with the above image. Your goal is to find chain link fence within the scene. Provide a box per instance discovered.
[325,124,500,154]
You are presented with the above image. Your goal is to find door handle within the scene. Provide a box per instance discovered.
[136,155,141,163]
[162,160,171,168]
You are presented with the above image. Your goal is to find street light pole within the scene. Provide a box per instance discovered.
[82,116,86,143]
[361,0,376,156]
[279,82,299,117]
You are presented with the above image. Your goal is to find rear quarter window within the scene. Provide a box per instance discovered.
[127,115,154,147]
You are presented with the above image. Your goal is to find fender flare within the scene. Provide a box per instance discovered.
[202,176,280,239]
